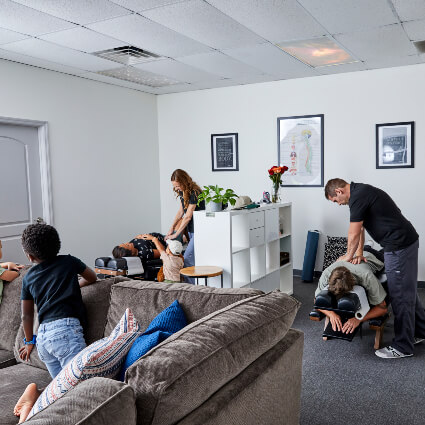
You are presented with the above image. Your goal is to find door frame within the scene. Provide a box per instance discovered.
[0,116,53,225]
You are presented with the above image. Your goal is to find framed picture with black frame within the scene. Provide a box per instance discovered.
[376,121,414,169]
[277,114,324,187]
[211,133,239,171]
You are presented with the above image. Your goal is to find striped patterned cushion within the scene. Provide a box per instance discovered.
[27,308,140,420]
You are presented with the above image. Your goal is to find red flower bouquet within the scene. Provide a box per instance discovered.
[268,165,288,202]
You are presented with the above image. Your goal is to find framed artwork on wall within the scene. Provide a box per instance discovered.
[277,114,324,187]
[376,122,414,169]
[211,133,239,171]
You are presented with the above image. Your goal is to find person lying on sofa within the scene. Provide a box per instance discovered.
[314,250,388,334]
[14,224,97,423]
[0,239,24,305]
[141,234,184,283]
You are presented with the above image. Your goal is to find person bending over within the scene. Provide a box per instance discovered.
[141,234,184,283]
[315,251,388,334]
[0,239,24,305]
[14,224,97,423]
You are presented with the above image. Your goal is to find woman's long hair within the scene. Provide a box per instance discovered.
[171,169,201,209]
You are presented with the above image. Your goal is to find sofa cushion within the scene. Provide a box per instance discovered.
[0,362,51,425]
[125,290,301,425]
[105,280,263,336]
[26,378,137,425]
[27,308,140,420]
[13,276,127,370]
[120,300,188,381]
[0,265,31,351]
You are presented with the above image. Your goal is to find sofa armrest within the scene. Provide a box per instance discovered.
[26,377,136,425]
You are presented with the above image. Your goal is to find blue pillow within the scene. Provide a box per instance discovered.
[119,300,187,381]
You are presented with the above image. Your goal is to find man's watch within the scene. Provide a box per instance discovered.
[23,335,37,345]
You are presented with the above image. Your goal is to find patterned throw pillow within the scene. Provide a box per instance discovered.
[322,237,348,271]
[119,300,187,381]
[27,308,140,420]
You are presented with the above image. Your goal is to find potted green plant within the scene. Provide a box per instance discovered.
[197,185,238,212]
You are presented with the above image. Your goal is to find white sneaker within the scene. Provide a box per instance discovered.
[414,337,425,345]
[375,346,413,359]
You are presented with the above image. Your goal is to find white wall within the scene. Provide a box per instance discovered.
[157,63,425,280]
[0,59,161,266]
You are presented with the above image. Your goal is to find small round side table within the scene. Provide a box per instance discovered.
[180,266,223,288]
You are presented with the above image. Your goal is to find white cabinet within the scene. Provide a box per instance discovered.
[194,203,293,294]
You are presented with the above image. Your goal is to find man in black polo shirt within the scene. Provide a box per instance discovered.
[325,178,425,358]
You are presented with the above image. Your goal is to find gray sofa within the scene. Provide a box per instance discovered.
[0,273,303,425]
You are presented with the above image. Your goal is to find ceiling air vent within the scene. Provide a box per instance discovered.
[413,40,425,54]
[93,45,160,66]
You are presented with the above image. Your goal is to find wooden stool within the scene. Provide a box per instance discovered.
[180,266,223,288]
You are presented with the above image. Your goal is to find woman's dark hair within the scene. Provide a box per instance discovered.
[171,169,202,209]
[21,224,61,261]
[112,246,133,258]
[328,266,356,298]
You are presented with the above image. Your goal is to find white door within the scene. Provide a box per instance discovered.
[0,118,52,263]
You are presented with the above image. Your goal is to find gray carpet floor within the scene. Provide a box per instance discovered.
[291,276,425,425]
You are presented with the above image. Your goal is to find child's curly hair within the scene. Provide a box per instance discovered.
[21,224,61,260]
[328,266,356,298]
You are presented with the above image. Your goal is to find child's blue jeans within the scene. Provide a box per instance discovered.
[36,317,86,378]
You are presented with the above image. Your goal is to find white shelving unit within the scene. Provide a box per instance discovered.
[194,202,293,294]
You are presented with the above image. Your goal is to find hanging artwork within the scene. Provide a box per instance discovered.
[211,133,239,171]
[277,114,324,187]
[376,122,414,169]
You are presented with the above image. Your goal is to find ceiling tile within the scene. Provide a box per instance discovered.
[153,83,195,94]
[334,24,417,61]
[316,61,366,75]
[224,43,318,79]
[78,71,157,92]
[1,38,119,72]
[12,0,131,25]
[109,0,186,12]
[365,54,423,70]
[0,27,29,45]
[177,51,264,78]
[40,27,126,53]
[403,19,425,41]
[392,0,425,21]
[87,14,212,57]
[207,0,326,43]
[0,0,75,35]
[298,0,397,34]
[142,0,264,49]
[134,59,221,83]
[190,78,238,90]
[0,48,87,75]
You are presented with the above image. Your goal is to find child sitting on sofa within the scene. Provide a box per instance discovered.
[14,224,97,423]
[141,234,184,283]
[0,239,24,305]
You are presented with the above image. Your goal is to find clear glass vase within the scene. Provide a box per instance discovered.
[271,185,281,203]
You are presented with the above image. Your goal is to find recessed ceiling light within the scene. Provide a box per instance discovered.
[277,37,358,67]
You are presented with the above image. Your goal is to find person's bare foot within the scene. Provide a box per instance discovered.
[14,383,41,423]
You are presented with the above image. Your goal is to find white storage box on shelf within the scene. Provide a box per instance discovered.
[193,202,293,294]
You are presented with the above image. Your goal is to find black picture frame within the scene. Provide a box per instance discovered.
[211,133,239,172]
[277,114,324,187]
[376,122,414,169]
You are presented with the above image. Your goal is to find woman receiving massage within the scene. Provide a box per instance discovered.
[112,219,188,261]
[314,239,388,335]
